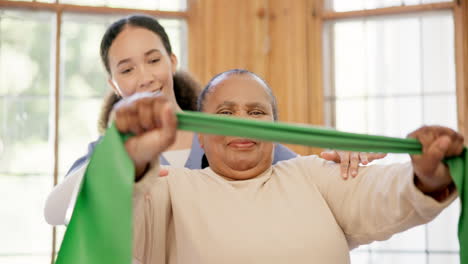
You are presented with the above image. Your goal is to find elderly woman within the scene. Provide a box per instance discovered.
[115,69,462,264]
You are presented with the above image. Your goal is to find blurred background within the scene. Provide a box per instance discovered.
[0,0,467,263]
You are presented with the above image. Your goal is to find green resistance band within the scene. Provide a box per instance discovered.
[55,110,466,264]
[178,111,422,154]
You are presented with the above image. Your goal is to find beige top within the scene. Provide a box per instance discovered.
[132,155,456,264]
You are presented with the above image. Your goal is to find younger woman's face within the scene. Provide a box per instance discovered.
[107,26,178,101]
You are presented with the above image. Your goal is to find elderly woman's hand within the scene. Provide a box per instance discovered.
[115,94,177,181]
[320,151,387,179]
[408,126,464,200]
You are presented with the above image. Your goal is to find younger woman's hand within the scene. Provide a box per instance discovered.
[320,151,387,179]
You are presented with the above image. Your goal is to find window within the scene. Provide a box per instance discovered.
[323,1,459,263]
[59,0,186,11]
[330,0,453,12]
[0,10,54,264]
[0,1,187,263]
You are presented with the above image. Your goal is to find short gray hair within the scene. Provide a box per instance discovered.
[197,69,278,120]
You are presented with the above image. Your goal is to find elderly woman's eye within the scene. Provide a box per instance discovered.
[218,110,233,115]
[250,110,265,116]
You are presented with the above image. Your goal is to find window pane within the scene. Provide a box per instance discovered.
[0,174,53,263]
[370,225,426,251]
[335,98,368,133]
[367,97,422,138]
[370,253,426,263]
[0,97,52,174]
[333,21,366,98]
[0,12,52,95]
[60,14,118,98]
[0,10,54,264]
[366,17,421,96]
[423,95,457,130]
[327,0,453,12]
[59,0,187,11]
[427,200,460,251]
[422,0,453,3]
[429,254,460,264]
[60,0,107,6]
[350,250,371,264]
[421,12,455,93]
[59,98,103,176]
[0,256,51,264]
[331,16,424,98]
[330,0,365,12]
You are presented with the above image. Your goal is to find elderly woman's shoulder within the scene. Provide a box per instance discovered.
[165,166,217,181]
[273,154,339,171]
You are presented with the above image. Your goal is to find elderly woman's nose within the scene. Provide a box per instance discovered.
[238,111,254,119]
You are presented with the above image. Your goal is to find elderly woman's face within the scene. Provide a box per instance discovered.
[198,74,275,180]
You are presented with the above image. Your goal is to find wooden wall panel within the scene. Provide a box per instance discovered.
[188,0,324,155]
[188,0,269,84]
[307,0,325,155]
[266,0,311,155]
[455,0,468,140]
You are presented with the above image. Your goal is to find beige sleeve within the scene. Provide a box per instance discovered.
[299,156,457,249]
[132,161,172,264]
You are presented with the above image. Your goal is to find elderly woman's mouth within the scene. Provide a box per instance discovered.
[227,139,257,149]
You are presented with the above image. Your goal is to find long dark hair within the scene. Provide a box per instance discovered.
[100,14,172,74]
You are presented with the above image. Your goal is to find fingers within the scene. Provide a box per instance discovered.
[412,136,451,176]
[428,136,451,163]
[408,126,463,191]
[159,168,169,177]
[366,153,387,163]
[453,133,465,155]
[320,150,341,163]
[349,152,359,178]
[115,94,172,134]
[408,126,464,158]
[339,151,350,179]
[160,103,177,145]
[138,97,156,131]
[322,150,388,179]
[447,131,464,156]
[116,94,177,179]
[320,150,353,179]
[115,107,130,133]
[126,103,144,135]
[359,152,369,165]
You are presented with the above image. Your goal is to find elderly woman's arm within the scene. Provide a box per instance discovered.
[304,126,462,249]
[132,160,172,263]
[114,94,176,262]
[307,158,455,249]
